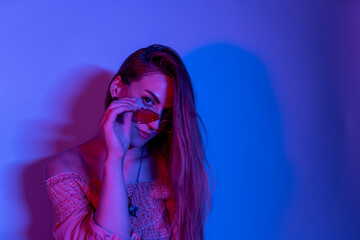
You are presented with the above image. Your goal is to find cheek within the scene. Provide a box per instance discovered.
[130,124,157,141]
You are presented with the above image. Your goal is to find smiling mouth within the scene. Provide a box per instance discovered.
[136,127,150,138]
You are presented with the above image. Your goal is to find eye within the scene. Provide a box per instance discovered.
[143,96,155,107]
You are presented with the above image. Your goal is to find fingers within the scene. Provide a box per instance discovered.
[122,111,133,127]
[106,98,138,112]
[105,102,139,125]
[107,97,137,108]
[102,97,138,120]
[99,97,138,157]
[106,102,139,114]
[100,104,138,127]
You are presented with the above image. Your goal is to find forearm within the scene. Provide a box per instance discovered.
[94,158,130,239]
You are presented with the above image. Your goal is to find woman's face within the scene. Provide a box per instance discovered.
[117,72,174,147]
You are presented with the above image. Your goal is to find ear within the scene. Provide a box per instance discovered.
[110,75,123,98]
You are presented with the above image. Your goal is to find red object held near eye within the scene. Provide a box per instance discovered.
[132,108,160,124]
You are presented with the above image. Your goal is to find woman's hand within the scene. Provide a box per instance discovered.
[100,97,139,162]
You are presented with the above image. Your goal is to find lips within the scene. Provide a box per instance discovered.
[136,127,150,139]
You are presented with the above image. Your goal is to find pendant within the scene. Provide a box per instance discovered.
[128,200,139,218]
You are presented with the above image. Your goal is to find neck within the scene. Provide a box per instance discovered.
[124,144,145,165]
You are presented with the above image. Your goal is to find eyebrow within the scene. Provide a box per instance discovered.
[145,90,161,104]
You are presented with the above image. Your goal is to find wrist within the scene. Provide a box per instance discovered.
[104,156,124,171]
[105,152,124,163]
[102,160,126,186]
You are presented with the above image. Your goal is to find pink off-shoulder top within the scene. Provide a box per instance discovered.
[45,172,174,240]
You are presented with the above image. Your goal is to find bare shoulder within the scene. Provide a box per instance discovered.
[43,148,84,180]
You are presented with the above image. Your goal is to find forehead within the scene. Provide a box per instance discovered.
[131,72,174,108]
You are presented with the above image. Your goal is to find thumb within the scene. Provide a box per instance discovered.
[123,111,134,128]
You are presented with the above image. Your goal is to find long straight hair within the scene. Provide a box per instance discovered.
[105,44,212,240]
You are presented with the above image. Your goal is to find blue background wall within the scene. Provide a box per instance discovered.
[1,1,360,239]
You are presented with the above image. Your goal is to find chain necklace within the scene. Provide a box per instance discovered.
[127,146,144,218]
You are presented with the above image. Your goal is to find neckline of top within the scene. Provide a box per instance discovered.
[44,171,167,186]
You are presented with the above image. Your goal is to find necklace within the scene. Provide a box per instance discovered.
[127,147,144,218]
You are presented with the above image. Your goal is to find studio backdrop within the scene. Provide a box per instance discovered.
[1,1,360,240]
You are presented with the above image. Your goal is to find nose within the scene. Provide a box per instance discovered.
[146,119,160,131]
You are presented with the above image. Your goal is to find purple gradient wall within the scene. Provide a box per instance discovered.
[1,1,360,239]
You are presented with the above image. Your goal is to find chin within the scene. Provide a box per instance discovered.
[130,135,152,148]
[129,126,157,148]
[130,140,146,148]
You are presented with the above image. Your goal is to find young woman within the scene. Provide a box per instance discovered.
[44,44,212,240]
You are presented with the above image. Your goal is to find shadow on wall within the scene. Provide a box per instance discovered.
[19,67,114,240]
[18,43,293,240]
[184,43,293,240]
